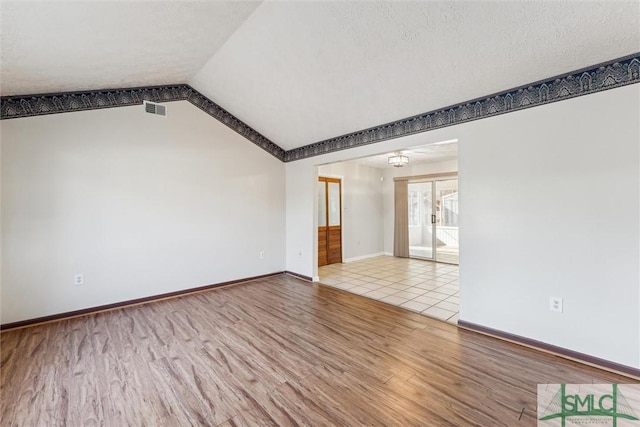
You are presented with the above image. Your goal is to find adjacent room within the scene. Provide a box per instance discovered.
[1,1,639,425]
[316,142,461,322]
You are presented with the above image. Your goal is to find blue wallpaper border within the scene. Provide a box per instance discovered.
[285,52,640,162]
[1,52,638,163]
[0,84,286,161]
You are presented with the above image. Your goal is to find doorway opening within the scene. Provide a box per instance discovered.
[315,140,460,324]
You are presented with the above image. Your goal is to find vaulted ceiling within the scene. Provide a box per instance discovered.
[2,1,639,151]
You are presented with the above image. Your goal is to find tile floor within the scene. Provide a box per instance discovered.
[318,255,459,323]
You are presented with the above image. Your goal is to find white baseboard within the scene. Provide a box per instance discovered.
[312,276,320,282]
[343,252,386,263]
[383,251,393,256]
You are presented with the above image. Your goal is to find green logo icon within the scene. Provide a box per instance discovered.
[538,384,639,426]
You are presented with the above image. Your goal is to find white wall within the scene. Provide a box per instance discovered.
[285,160,316,278]
[1,101,286,324]
[285,84,640,369]
[382,159,458,254]
[458,86,639,368]
[318,162,384,262]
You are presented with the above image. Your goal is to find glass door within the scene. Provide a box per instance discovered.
[408,181,434,260]
[435,179,459,264]
[407,177,459,264]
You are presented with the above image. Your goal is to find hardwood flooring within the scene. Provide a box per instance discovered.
[0,274,632,426]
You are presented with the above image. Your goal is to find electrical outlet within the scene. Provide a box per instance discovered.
[549,296,563,313]
[260,251,265,259]
[74,274,84,286]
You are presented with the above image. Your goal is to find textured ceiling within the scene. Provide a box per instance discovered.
[346,140,458,169]
[192,1,640,150]
[0,1,260,95]
[1,1,639,152]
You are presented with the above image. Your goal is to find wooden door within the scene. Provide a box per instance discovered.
[318,177,342,267]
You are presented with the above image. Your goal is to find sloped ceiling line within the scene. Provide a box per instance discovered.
[284,52,640,162]
[1,53,638,163]
[184,86,285,160]
[0,84,285,161]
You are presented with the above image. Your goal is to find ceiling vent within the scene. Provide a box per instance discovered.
[143,101,167,117]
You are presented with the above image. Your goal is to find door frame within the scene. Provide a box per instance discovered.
[317,174,344,268]
[398,172,458,265]
[407,180,436,261]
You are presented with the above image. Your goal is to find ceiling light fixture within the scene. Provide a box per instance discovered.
[388,154,409,167]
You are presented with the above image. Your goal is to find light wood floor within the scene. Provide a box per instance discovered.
[0,274,630,426]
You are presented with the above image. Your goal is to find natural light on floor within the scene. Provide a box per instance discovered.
[318,256,459,323]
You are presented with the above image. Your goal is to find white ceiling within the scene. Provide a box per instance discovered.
[346,140,458,169]
[0,1,260,95]
[2,1,639,151]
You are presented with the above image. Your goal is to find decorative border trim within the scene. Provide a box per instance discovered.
[0,272,284,331]
[0,84,285,161]
[184,86,285,160]
[458,320,640,380]
[0,84,189,118]
[2,53,638,163]
[284,52,640,162]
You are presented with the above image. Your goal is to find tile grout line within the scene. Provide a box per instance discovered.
[318,255,459,323]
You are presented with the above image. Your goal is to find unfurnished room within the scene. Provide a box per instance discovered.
[1,1,640,425]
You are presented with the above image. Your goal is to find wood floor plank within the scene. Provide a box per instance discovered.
[1,273,635,426]
[1,322,71,426]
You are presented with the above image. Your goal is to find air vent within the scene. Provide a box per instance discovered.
[143,101,167,117]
